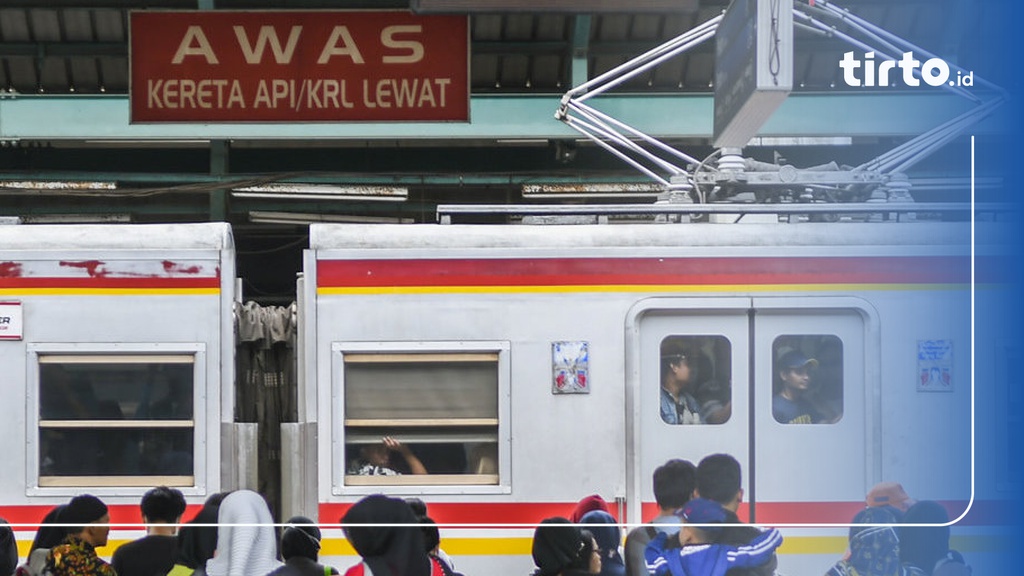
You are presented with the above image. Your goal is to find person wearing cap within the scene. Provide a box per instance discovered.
[866,482,916,521]
[46,494,115,576]
[660,341,702,425]
[772,350,835,424]
[644,499,782,576]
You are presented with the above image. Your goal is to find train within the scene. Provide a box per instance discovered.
[0,215,1014,575]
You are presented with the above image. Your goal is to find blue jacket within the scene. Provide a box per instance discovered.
[644,528,782,576]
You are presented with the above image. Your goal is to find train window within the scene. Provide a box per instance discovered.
[342,351,501,486]
[771,335,844,424]
[659,335,732,425]
[37,354,195,487]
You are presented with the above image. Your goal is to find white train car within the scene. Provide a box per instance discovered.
[0,223,238,556]
[297,219,1009,575]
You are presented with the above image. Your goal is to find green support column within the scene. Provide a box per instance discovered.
[571,16,591,89]
[209,140,229,222]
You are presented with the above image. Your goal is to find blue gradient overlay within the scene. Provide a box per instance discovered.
[970,0,1022,573]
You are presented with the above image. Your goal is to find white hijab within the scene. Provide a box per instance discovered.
[205,490,283,576]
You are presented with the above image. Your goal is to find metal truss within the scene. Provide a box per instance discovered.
[554,0,1005,206]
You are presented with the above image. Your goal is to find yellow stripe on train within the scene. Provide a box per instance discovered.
[15,534,1001,561]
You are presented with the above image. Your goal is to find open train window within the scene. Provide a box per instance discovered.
[36,354,196,487]
[340,346,507,488]
[658,335,732,425]
[771,335,844,424]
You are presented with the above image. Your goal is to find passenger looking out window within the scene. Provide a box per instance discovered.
[771,336,843,425]
[658,336,732,426]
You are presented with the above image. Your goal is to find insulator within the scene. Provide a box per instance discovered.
[717,152,745,173]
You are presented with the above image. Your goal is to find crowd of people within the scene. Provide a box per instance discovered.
[0,459,971,576]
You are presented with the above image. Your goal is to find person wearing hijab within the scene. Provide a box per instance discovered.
[168,494,227,576]
[265,516,339,576]
[899,501,952,575]
[46,494,115,576]
[31,505,68,553]
[341,494,432,576]
[569,496,610,524]
[579,511,625,576]
[1,519,17,576]
[826,506,903,576]
[205,490,282,576]
[531,517,601,576]
[14,505,67,576]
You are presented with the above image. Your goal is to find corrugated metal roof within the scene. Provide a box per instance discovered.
[0,0,973,94]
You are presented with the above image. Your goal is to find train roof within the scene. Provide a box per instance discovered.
[310,222,980,251]
[0,222,234,251]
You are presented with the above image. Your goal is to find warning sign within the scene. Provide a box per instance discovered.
[917,339,953,392]
[0,301,23,341]
[130,11,469,122]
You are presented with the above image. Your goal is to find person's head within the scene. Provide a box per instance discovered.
[846,507,901,576]
[62,494,110,548]
[653,459,697,512]
[405,497,428,518]
[659,352,692,387]
[281,516,321,562]
[575,530,601,575]
[660,344,693,389]
[777,351,818,396]
[30,504,67,552]
[866,482,916,515]
[174,502,220,570]
[569,495,609,524]
[342,494,430,576]
[532,517,596,576]
[141,486,187,525]
[360,443,390,467]
[899,500,951,572]
[1,519,16,576]
[204,492,230,508]
[206,490,281,576]
[676,498,726,546]
[696,453,743,512]
[418,517,441,555]
[579,510,622,568]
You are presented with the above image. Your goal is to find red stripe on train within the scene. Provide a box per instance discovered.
[317,257,969,288]
[322,499,1000,527]
[2,499,1001,527]
[1,504,204,526]
[0,277,219,289]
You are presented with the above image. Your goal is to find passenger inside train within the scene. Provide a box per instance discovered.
[347,436,428,476]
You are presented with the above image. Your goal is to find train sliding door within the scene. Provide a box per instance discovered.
[630,298,752,522]
[630,297,872,525]
[750,299,870,524]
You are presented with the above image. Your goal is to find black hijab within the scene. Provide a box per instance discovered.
[899,500,951,573]
[281,516,322,562]
[342,495,430,576]
[0,519,16,576]
[531,517,587,576]
[175,502,221,569]
[30,505,67,552]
